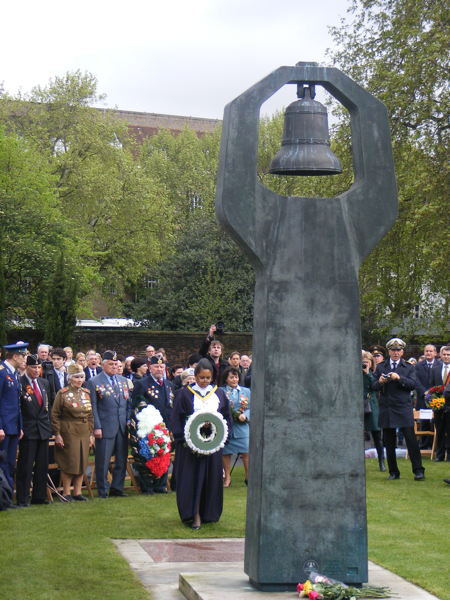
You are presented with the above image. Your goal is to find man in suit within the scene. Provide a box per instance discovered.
[40,347,68,408]
[15,354,52,506]
[131,355,173,493]
[88,350,130,498]
[84,350,103,381]
[372,337,425,481]
[430,346,450,461]
[415,344,441,448]
[0,341,28,499]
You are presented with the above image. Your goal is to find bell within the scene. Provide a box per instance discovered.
[269,84,342,176]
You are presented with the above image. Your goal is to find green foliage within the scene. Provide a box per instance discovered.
[127,215,255,331]
[0,71,170,324]
[0,126,81,325]
[43,252,78,346]
[328,0,450,338]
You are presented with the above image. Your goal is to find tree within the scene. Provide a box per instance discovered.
[327,0,450,338]
[43,252,78,346]
[0,126,83,325]
[0,71,171,316]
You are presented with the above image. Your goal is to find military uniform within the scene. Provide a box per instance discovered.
[0,342,29,492]
[131,370,173,493]
[51,386,93,474]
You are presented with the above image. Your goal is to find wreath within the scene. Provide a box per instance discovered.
[184,410,228,455]
[130,405,171,478]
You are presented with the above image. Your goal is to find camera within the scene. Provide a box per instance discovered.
[215,321,225,335]
[384,372,393,379]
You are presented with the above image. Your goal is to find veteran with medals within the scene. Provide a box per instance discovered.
[172,359,232,529]
[51,363,94,501]
[130,355,173,494]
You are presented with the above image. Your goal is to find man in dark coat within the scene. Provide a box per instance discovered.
[84,350,103,381]
[372,337,425,481]
[199,325,229,386]
[0,341,28,496]
[16,354,52,506]
[429,346,450,461]
[131,355,173,493]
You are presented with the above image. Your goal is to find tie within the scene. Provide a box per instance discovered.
[32,379,42,407]
[443,365,449,385]
[157,379,163,386]
[392,361,397,371]
[91,369,96,378]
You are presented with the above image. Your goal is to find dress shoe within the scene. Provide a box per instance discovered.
[12,503,28,508]
[387,474,400,480]
[109,489,128,497]
[63,495,74,502]
[31,499,50,505]
[154,488,168,494]
[72,494,87,501]
[414,472,425,481]
[443,479,450,485]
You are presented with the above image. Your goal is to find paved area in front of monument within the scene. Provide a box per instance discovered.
[113,538,441,600]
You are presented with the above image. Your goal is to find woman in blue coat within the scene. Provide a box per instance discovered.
[220,366,250,487]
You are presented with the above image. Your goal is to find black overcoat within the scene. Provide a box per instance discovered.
[372,358,416,428]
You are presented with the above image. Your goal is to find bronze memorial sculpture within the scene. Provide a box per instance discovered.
[216,62,397,591]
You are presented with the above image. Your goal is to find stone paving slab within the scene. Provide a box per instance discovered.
[113,538,441,600]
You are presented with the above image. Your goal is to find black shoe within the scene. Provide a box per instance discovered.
[31,499,50,505]
[387,474,400,480]
[109,489,128,497]
[72,494,87,501]
[414,472,425,481]
[63,495,73,502]
[443,479,450,485]
[12,503,29,508]
[154,488,168,494]
[378,459,386,472]
[433,458,444,462]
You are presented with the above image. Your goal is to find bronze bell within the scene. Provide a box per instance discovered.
[269,83,342,176]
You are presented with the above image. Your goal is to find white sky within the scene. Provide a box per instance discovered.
[2,0,351,119]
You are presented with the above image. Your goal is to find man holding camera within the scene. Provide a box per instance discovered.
[372,337,424,481]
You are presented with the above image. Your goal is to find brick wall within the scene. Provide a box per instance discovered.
[7,329,253,364]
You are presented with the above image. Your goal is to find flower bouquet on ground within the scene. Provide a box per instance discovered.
[424,385,445,412]
[297,572,391,600]
[130,405,171,478]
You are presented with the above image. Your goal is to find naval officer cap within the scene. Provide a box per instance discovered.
[386,338,406,350]
[102,350,118,361]
[3,341,29,354]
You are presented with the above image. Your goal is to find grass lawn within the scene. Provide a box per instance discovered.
[1,459,449,600]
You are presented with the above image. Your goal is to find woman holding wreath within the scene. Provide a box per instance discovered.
[172,359,232,529]
[220,366,250,487]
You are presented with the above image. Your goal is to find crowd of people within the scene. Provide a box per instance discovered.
[0,325,253,529]
[1,329,449,525]
[363,338,450,482]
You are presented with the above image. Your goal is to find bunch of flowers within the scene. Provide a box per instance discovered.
[230,395,249,423]
[134,405,171,478]
[297,574,390,600]
[424,385,445,411]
